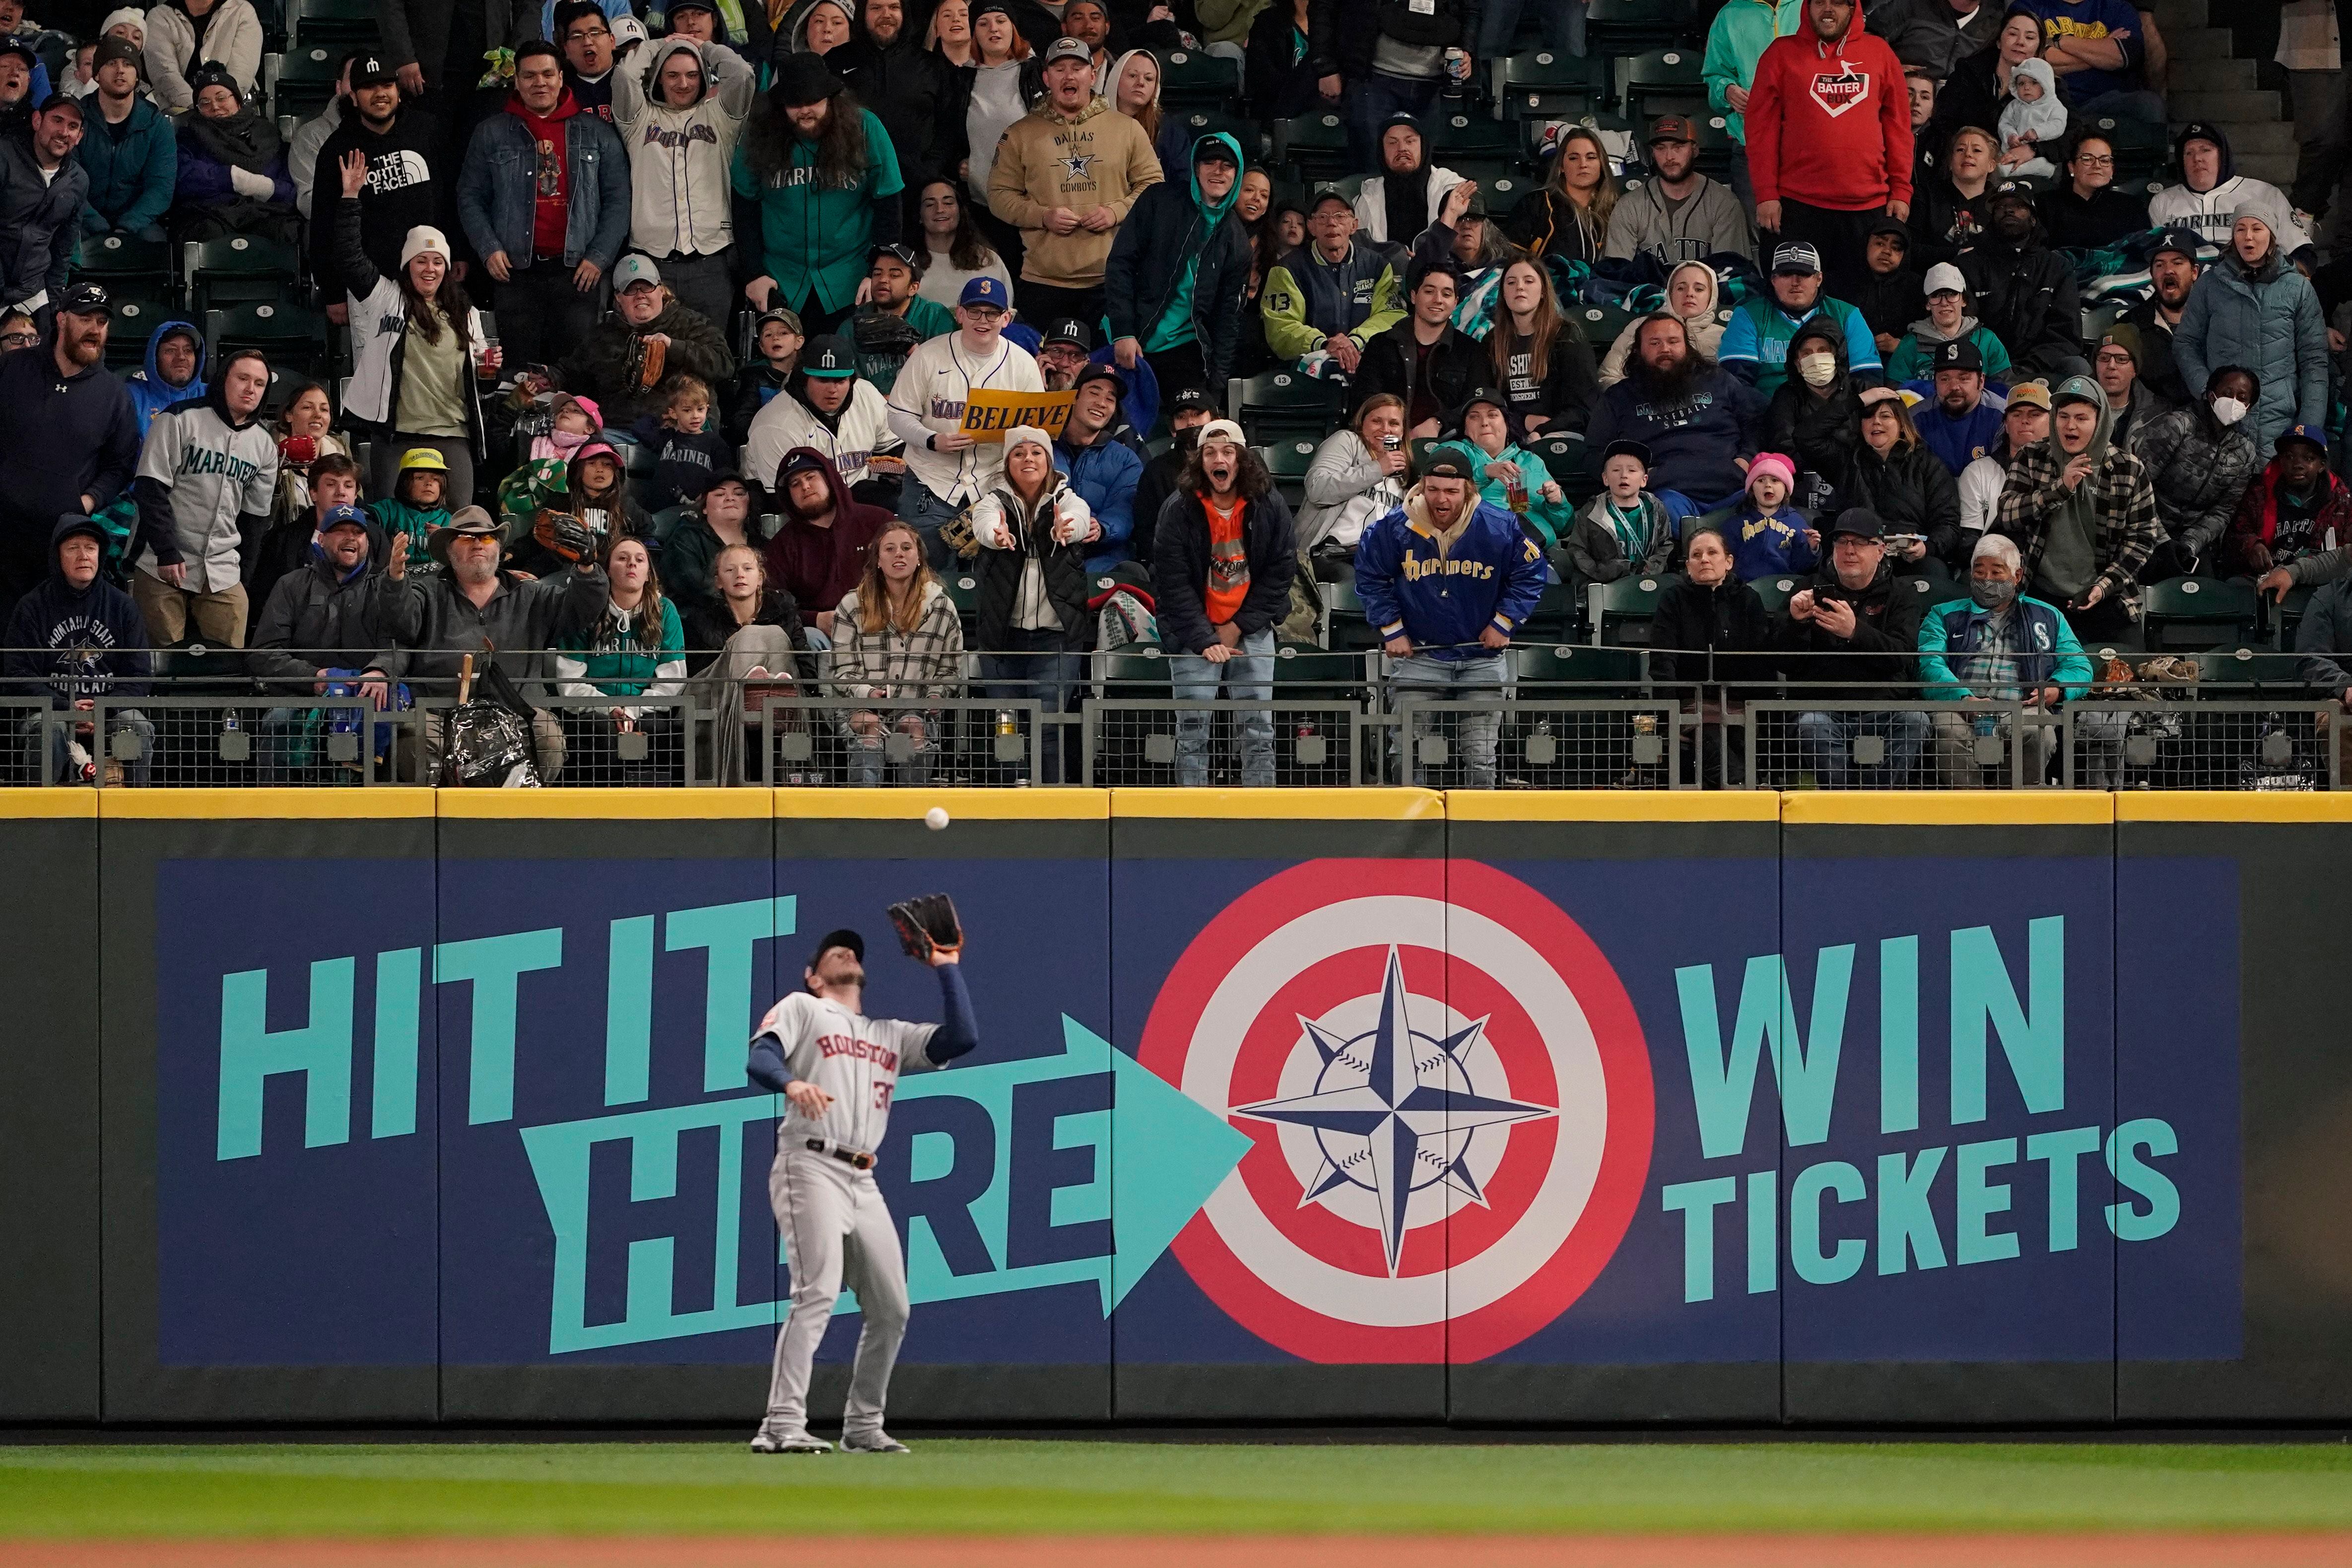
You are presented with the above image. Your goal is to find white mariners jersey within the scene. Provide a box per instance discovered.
[753,991,943,1153]
[885,332,1041,505]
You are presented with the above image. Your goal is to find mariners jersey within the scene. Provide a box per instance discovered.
[753,991,943,1154]
[134,399,280,594]
[886,333,1042,505]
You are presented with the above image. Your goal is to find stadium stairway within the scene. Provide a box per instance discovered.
[2156,0,2296,186]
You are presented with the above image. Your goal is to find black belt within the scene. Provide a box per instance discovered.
[806,1139,874,1170]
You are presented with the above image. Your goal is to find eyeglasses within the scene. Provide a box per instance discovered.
[2073,153,2115,167]
[0,330,37,348]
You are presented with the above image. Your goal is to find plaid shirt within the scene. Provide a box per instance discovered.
[827,582,966,702]
[1992,443,2164,603]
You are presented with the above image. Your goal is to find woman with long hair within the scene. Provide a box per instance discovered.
[686,540,807,781]
[556,533,690,780]
[963,0,1035,276]
[1834,387,1962,567]
[1933,7,2043,164]
[333,150,501,506]
[1506,126,1619,266]
[266,379,353,527]
[1485,252,1597,438]
[929,0,975,65]
[914,177,1015,310]
[832,517,966,785]
[1297,393,1411,555]
[1107,48,1191,181]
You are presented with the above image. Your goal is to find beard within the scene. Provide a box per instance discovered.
[59,328,102,367]
[1637,347,1705,403]
[786,486,833,521]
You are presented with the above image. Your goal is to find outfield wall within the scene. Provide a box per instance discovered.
[2,787,2347,1427]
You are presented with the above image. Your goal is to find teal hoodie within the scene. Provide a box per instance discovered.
[1145,132,1247,355]
[1430,436,1573,548]
[1703,0,1804,143]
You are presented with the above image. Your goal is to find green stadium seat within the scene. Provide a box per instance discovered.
[1590,572,1667,646]
[2198,647,2305,688]
[1261,436,1320,511]
[2144,576,2259,653]
[2087,114,2169,182]
[1324,579,1386,653]
[1274,111,1351,183]
[1168,108,1262,163]
[1428,108,1519,162]
[942,571,980,618]
[205,302,331,378]
[1521,581,1578,640]
[2269,583,2316,649]
[265,45,342,120]
[1573,302,1635,361]
[1748,574,1801,615]
[1097,642,1172,691]
[186,234,302,314]
[72,231,173,292]
[1515,641,1645,685]
[104,291,177,370]
[1586,0,1686,53]
[1273,641,1363,695]
[1233,369,1347,443]
[1616,45,1705,121]
[1158,47,1241,113]
[1494,46,1594,96]
[288,0,380,48]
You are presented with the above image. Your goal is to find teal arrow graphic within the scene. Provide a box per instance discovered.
[520,1015,1250,1354]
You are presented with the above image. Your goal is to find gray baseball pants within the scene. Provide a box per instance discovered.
[762,1145,911,1438]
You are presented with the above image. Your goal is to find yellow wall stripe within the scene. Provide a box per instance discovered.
[96,788,437,819]
[2116,793,2352,823]
[0,788,96,818]
[438,787,770,820]
[1113,788,1444,819]
[1779,791,2116,826]
[1450,790,1780,822]
[775,787,1110,821]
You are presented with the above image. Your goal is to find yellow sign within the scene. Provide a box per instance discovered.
[958,387,1076,441]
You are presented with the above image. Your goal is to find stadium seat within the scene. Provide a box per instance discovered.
[265,45,343,121]
[1748,574,1801,616]
[186,235,302,315]
[1324,579,1386,653]
[1231,369,1346,444]
[104,291,177,370]
[2268,583,2316,649]
[1429,108,1518,163]
[941,571,980,619]
[1273,641,1363,699]
[1169,108,1263,163]
[205,302,331,378]
[2088,115,2169,183]
[1096,642,1172,692]
[2144,576,2259,653]
[1589,572,1666,646]
[1274,111,1351,183]
[71,232,173,297]
[1494,46,1594,97]
[1586,0,1687,53]
[1449,160,1529,204]
[1521,581,1579,641]
[288,0,380,49]
[1158,48,1241,113]
[1261,436,1319,511]
[1573,302,1634,359]
[2199,647,2304,689]
[1616,45,1705,122]
[1515,641,1645,686]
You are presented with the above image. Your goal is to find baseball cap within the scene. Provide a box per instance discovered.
[1990,179,2036,207]
[320,503,369,532]
[868,241,920,273]
[1458,384,1509,418]
[1168,386,1215,416]
[2098,323,2144,365]
[1601,439,1652,468]
[958,275,1009,310]
[611,13,650,46]
[809,928,864,968]
[612,254,661,291]
[1044,317,1092,350]
[400,447,451,473]
[1307,186,1355,214]
[1043,35,1093,65]
[1933,338,1984,374]
[2051,378,2101,409]
[1771,241,1821,276]
[1866,216,1911,245]
[2177,120,2224,153]
[801,335,856,378]
[1378,109,1421,138]
[1072,360,1124,397]
[2150,225,2204,264]
[1647,114,1697,144]
[1192,135,1240,167]
[350,53,397,85]
[1421,452,1476,481]
[1828,507,1885,540]
[58,281,110,316]
[756,306,804,336]
[668,0,717,14]
[2281,423,2329,454]
[1922,261,1967,297]
[35,89,81,117]
[2006,380,2053,410]
[1197,417,1245,448]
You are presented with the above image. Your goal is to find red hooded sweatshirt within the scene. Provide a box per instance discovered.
[1745,5,1913,212]
[508,87,581,263]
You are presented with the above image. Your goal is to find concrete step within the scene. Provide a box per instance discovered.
[2235,151,2299,184]
[2168,88,2284,122]
[2151,0,2207,31]
[2197,118,2299,155]
[2168,55,2256,91]
[2163,28,2236,57]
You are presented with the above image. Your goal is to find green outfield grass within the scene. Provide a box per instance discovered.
[2,1440,2350,1538]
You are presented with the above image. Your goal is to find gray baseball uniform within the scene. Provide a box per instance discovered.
[752,990,944,1441]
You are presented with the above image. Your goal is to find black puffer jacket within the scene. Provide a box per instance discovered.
[1833,437,1963,568]
[1652,571,1774,687]
[1772,558,1928,699]
[1766,324,1859,513]
[1958,229,2082,376]
[831,28,968,186]
[971,474,1097,652]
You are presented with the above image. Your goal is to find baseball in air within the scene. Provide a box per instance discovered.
[925,807,950,831]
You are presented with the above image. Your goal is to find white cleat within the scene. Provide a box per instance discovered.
[840,1430,911,1454]
[749,1427,832,1454]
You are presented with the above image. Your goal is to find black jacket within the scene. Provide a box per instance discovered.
[1907,175,1990,271]
[1652,571,1775,686]
[1958,232,2082,376]
[249,547,409,682]
[1308,0,1478,79]
[1245,0,1324,120]
[1356,319,1487,431]
[684,587,806,674]
[0,340,141,592]
[553,300,738,428]
[1131,440,1189,569]
[2,515,150,700]
[1832,439,1963,568]
[2041,182,2150,252]
[248,510,392,626]
[377,560,609,688]
[309,107,445,305]
[1487,317,1599,438]
[832,30,968,188]
[1772,560,1927,698]
[1851,262,1922,346]
[971,476,1097,651]
[2120,298,2189,405]
[1150,484,1299,655]
[0,132,89,313]
[1103,171,1256,396]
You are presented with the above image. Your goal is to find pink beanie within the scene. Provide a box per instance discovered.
[1746,452,1796,494]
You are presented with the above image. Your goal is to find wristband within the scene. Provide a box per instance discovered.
[926,433,937,451]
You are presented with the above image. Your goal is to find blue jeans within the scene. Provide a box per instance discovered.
[1346,74,1445,180]
[1478,0,1582,57]
[901,482,970,572]
[980,627,1081,783]
[1390,652,1509,787]
[1794,708,1929,787]
[1168,626,1277,787]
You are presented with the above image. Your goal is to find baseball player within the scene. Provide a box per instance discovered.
[745,908,977,1454]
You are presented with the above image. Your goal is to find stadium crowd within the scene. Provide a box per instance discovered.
[0,0,2350,786]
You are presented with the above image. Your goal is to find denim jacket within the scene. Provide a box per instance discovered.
[455,107,631,273]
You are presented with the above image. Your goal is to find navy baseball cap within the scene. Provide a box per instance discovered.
[1933,338,1984,374]
[320,503,369,531]
[809,928,864,968]
[2150,226,2204,263]
[801,335,856,378]
[958,275,1009,309]
[1072,360,1124,397]
[58,281,110,316]
[2281,423,2329,455]
[1602,439,1652,468]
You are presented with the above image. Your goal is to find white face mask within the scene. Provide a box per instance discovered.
[1796,351,1838,388]
[2211,395,2248,426]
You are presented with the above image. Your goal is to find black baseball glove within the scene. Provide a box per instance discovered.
[887,893,964,960]
[533,509,596,564]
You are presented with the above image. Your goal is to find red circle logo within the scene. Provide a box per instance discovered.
[1138,859,1654,1363]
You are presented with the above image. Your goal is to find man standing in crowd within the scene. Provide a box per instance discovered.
[1959,184,2084,378]
[129,347,277,648]
[1745,0,1913,298]
[1308,0,1477,175]
[745,333,902,494]
[1353,450,1545,790]
[1351,113,1467,252]
[613,35,755,328]
[1881,0,1999,78]
[1151,417,1296,788]
[1357,260,1485,438]
[1,93,89,321]
[1104,131,1254,404]
[2121,227,2199,405]
[3,513,151,785]
[1911,338,2002,476]
[1704,0,1802,215]
[309,55,439,312]
[1133,385,1213,567]
[884,275,1043,566]
[1056,362,1141,571]
[988,37,1161,330]
[0,284,138,627]
[1720,241,1884,395]
[74,36,171,242]
[1586,312,1763,518]
[1776,507,1929,785]
[557,0,622,121]
[831,0,965,188]
[457,41,630,373]
[737,52,906,339]
[1606,116,1755,266]
[1262,190,1405,375]
[1992,376,2162,642]
[554,254,737,425]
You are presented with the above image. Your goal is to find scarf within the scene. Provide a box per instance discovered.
[182,102,282,176]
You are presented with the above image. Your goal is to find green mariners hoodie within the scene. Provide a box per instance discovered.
[1146,132,1248,355]
[1703,0,1804,143]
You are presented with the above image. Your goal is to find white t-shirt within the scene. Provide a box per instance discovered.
[753,990,942,1155]
[918,245,1015,312]
[885,330,1043,505]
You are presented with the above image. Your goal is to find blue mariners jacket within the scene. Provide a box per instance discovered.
[1354,490,1548,662]
[1917,593,2093,701]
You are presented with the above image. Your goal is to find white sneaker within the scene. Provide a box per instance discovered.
[749,1427,832,1454]
[840,1430,910,1454]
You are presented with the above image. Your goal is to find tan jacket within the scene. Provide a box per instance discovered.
[986,97,1163,289]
